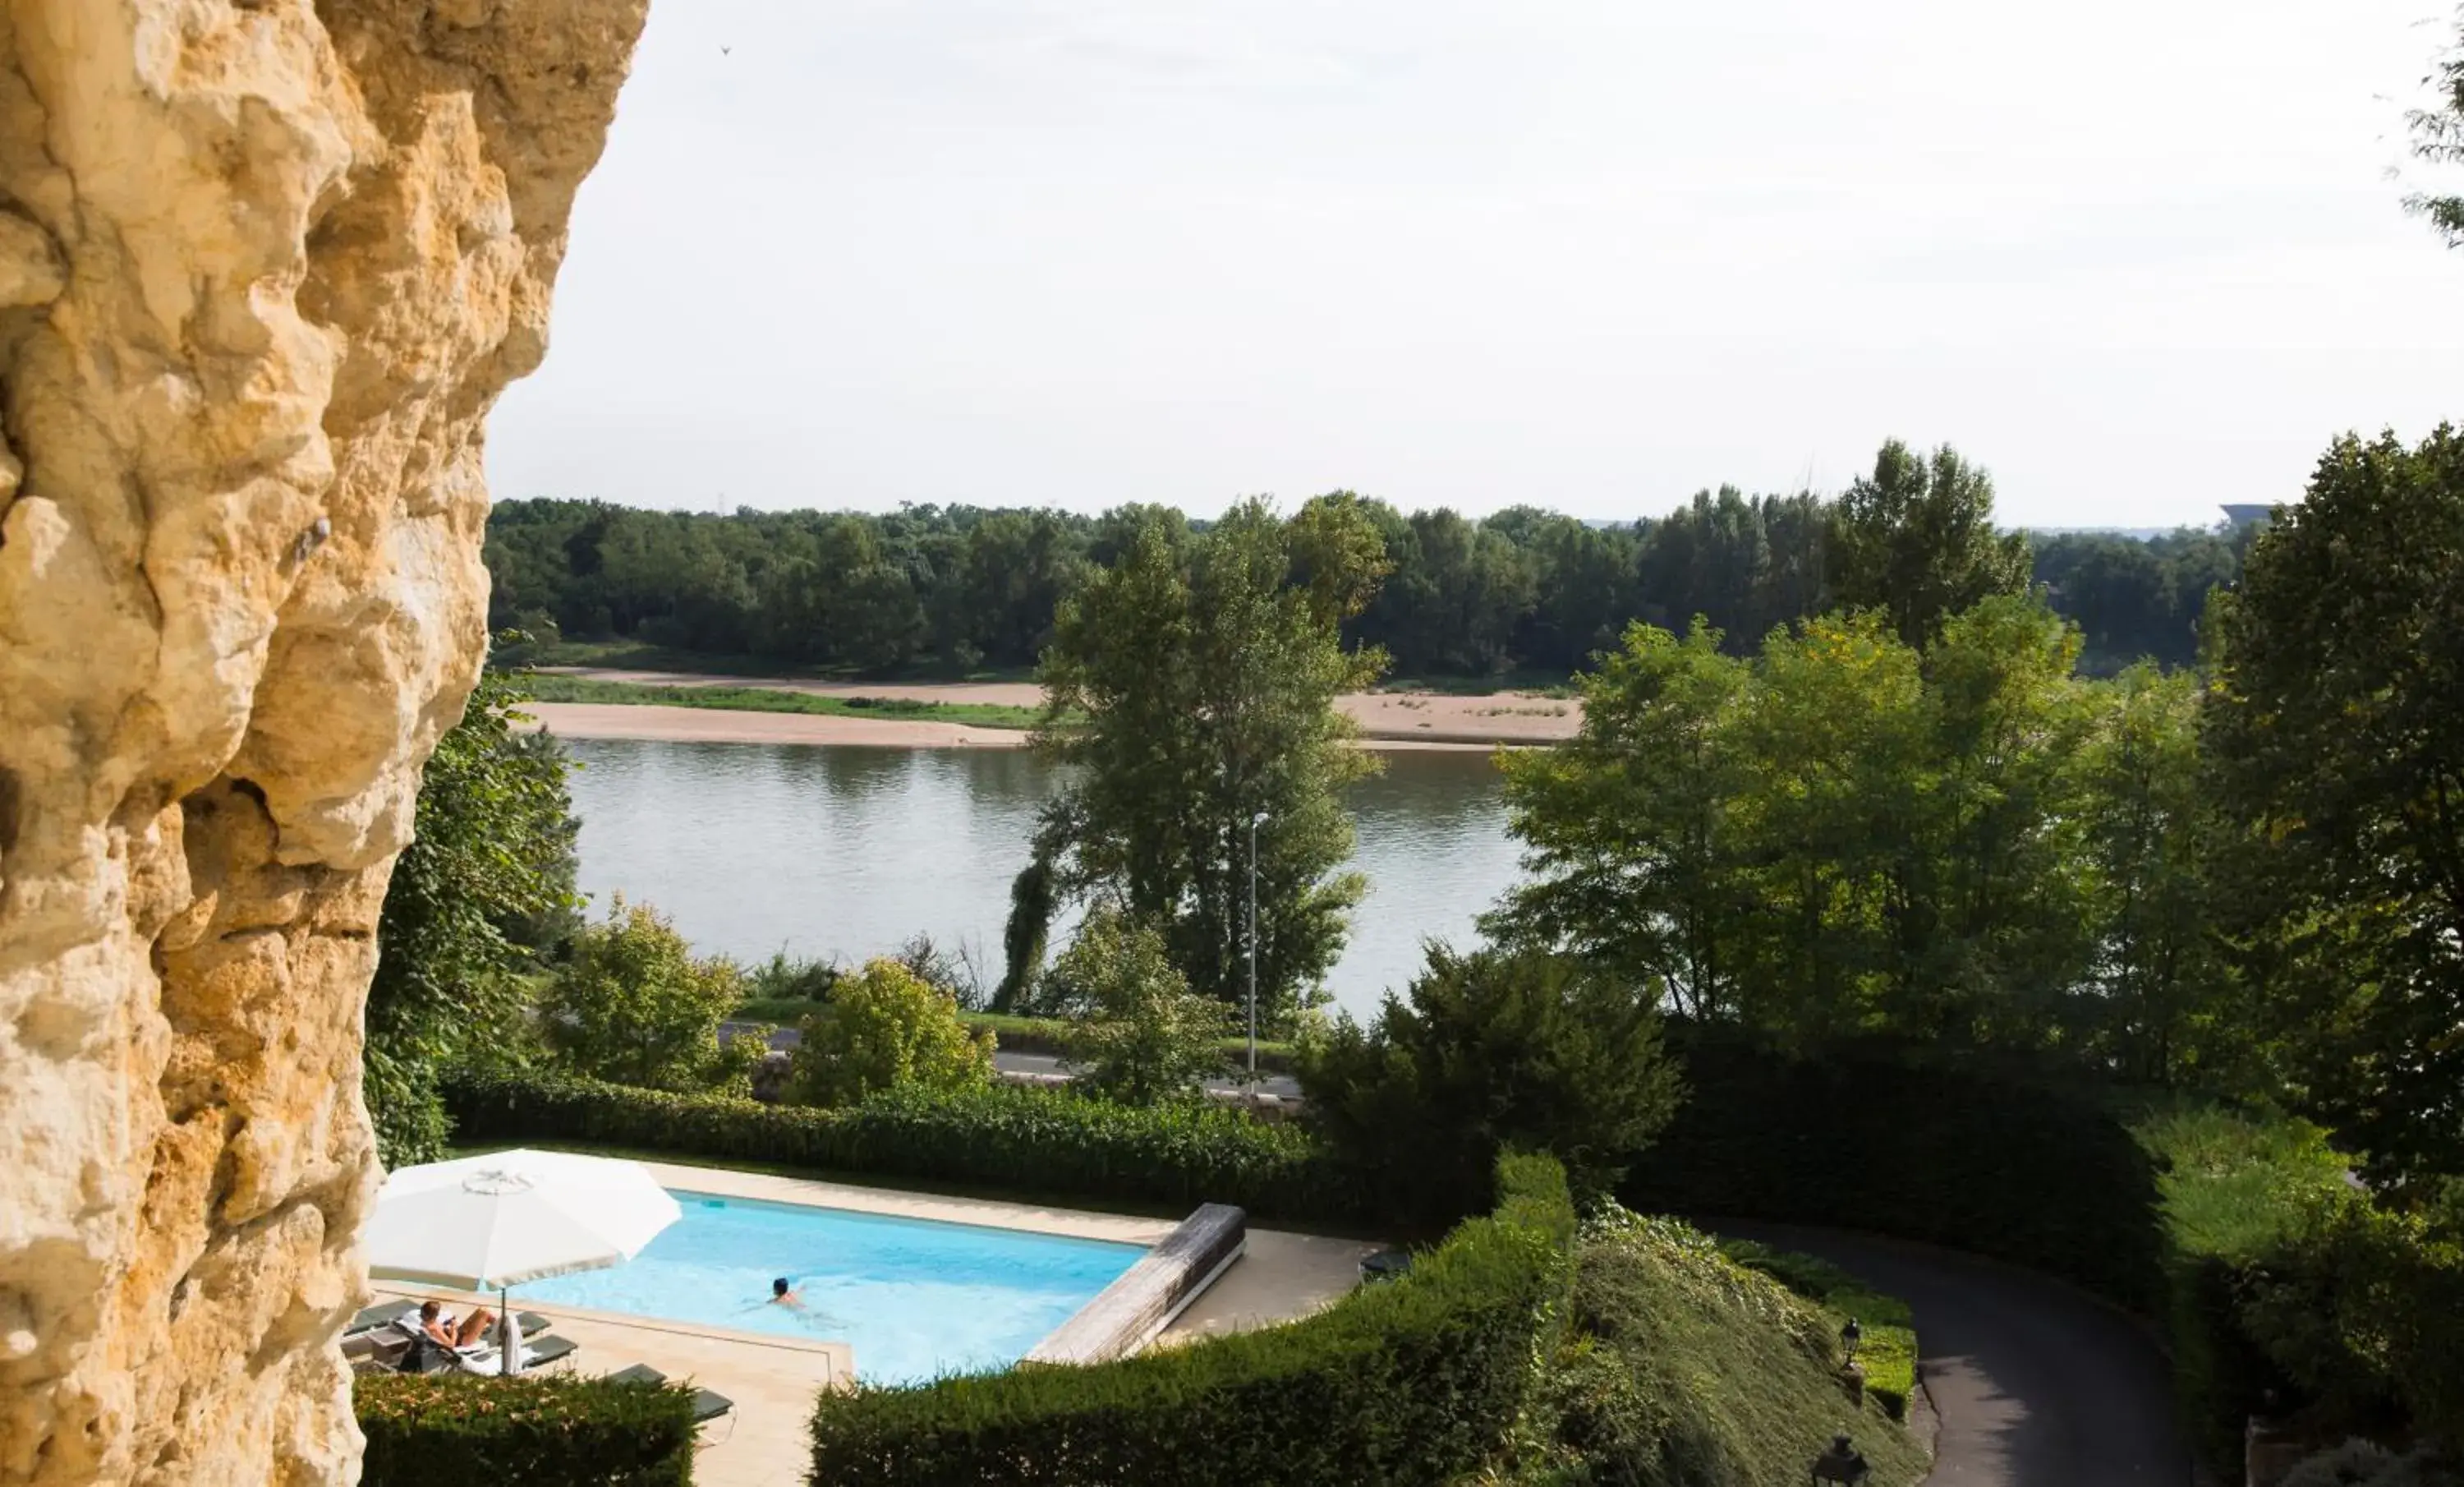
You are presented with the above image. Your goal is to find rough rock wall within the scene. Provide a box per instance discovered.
[0,2,646,1482]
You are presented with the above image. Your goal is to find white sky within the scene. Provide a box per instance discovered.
[485,0,2464,529]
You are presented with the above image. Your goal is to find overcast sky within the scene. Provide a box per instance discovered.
[485,0,2464,529]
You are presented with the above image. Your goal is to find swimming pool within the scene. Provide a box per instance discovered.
[517,1191,1145,1383]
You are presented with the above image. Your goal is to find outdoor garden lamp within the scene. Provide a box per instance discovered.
[1840,1316,1862,1364]
[1809,1432,1870,1485]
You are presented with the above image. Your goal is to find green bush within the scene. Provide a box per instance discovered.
[1042,907,1232,1106]
[803,1154,1577,1487]
[442,1070,1357,1223]
[356,1373,697,1486]
[539,897,749,1093]
[1299,946,1685,1223]
[788,957,995,1107]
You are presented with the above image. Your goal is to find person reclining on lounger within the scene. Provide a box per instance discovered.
[416,1299,497,1351]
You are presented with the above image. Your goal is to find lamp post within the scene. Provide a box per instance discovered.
[1246,810,1267,1091]
[1840,1317,1862,1365]
[1809,1432,1870,1485]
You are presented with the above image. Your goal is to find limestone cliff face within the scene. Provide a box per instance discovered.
[0,2,646,1482]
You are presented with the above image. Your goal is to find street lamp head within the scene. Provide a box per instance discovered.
[1252,811,1270,826]
[1809,1432,1869,1485]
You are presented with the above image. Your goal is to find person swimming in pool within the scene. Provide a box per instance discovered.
[769,1277,805,1310]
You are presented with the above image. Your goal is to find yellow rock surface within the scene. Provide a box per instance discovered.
[0,2,644,1480]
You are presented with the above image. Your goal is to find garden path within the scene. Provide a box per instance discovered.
[1712,1222,2191,1487]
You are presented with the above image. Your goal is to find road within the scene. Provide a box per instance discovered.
[1712,1222,2190,1487]
[728,1022,1304,1099]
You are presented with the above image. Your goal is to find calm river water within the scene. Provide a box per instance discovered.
[561,739,1524,1022]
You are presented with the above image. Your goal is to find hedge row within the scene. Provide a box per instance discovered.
[442,1071,1358,1224]
[356,1373,697,1486]
[803,1152,1577,1486]
[1623,1025,2169,1314]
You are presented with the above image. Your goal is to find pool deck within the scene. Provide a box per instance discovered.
[369,1162,1381,1487]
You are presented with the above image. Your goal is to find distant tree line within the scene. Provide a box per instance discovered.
[483,440,2255,679]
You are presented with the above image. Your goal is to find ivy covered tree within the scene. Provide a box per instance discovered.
[2206,427,2464,1193]
[366,665,581,1167]
[1008,497,1391,1024]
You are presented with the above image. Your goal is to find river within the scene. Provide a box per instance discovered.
[560,739,1524,1022]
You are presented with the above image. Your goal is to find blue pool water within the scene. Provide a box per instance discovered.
[518,1192,1144,1382]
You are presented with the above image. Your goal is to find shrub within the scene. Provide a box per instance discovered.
[441,1070,1357,1223]
[802,1154,1577,1487]
[1299,946,1684,1222]
[538,897,748,1093]
[1043,907,1231,1105]
[747,951,842,1004]
[788,958,995,1107]
[356,1372,697,1486]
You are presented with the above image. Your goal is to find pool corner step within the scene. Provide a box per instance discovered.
[1023,1204,1246,1366]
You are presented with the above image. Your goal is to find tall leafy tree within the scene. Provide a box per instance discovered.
[366,666,581,1166]
[1487,620,1749,1017]
[2078,664,2232,1084]
[1013,497,1389,1022]
[1827,440,2033,649]
[2206,426,2464,1192]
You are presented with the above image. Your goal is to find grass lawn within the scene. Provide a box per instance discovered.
[521,673,1048,731]
[1717,1238,1920,1421]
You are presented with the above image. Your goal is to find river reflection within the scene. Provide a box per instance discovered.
[559,738,1522,1021]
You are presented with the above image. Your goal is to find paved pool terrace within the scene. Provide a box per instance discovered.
[366,1161,1382,1487]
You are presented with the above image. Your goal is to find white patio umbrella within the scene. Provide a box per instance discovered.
[365,1149,681,1375]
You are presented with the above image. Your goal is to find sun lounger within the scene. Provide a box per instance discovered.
[343,1301,419,1336]
[604,1363,734,1425]
[451,1334,578,1374]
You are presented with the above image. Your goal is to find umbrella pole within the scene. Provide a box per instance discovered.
[501,1284,516,1376]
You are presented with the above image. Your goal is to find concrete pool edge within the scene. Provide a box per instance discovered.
[1027,1203,1248,1365]
[634,1159,1185,1246]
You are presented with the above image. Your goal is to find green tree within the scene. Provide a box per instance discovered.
[1487,620,1749,1017]
[1727,610,1930,1044]
[1016,497,1390,1024]
[1297,946,1684,1218]
[1042,906,1231,1105]
[367,665,581,1166]
[2205,426,2464,1192]
[2406,14,2464,248]
[538,897,752,1092]
[2077,664,2234,1084]
[1827,440,2032,649]
[788,957,995,1107]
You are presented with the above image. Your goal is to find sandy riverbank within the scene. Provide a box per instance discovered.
[524,668,1583,749]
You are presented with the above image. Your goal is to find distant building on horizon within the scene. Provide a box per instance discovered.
[2221,504,2273,528]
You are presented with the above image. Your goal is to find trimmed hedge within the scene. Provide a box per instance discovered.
[1623,1025,2169,1314]
[443,1070,1357,1224]
[356,1373,697,1486]
[803,1153,1577,1486]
